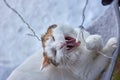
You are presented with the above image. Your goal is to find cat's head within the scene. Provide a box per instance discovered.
[41,24,80,70]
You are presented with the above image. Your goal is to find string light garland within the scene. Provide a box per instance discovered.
[3,0,41,41]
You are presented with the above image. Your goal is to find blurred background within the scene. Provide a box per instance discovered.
[0,0,109,80]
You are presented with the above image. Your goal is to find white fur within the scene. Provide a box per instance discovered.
[43,25,117,80]
[7,25,117,80]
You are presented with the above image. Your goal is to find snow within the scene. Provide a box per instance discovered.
[0,0,108,79]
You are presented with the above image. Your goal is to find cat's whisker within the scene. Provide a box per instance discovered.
[63,58,72,71]
[63,54,73,71]
[98,51,113,59]
[59,63,65,80]
[61,57,65,66]
[66,63,76,75]
[61,52,67,66]
[64,53,82,74]
[63,54,67,65]
[66,47,70,50]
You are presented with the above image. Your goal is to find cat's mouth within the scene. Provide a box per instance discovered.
[60,36,80,51]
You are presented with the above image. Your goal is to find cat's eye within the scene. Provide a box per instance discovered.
[52,48,56,56]
[54,49,56,56]
[52,36,55,41]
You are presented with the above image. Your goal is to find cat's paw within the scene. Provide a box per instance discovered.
[86,35,103,51]
[106,37,117,48]
[102,37,117,56]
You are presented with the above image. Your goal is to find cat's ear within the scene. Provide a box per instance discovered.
[40,55,50,70]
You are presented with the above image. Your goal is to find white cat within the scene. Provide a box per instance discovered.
[40,24,117,80]
[7,24,117,80]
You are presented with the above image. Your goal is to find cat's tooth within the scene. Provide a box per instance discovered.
[66,39,76,43]
[65,40,68,41]
[67,43,75,46]
[66,47,70,50]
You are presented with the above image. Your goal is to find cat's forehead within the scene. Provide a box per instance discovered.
[41,24,57,48]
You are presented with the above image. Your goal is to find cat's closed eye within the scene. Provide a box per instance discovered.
[52,48,57,57]
[52,36,55,41]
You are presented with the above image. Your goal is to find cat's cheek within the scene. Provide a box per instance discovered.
[55,50,64,64]
[69,54,78,64]
[45,47,54,58]
[53,41,65,50]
